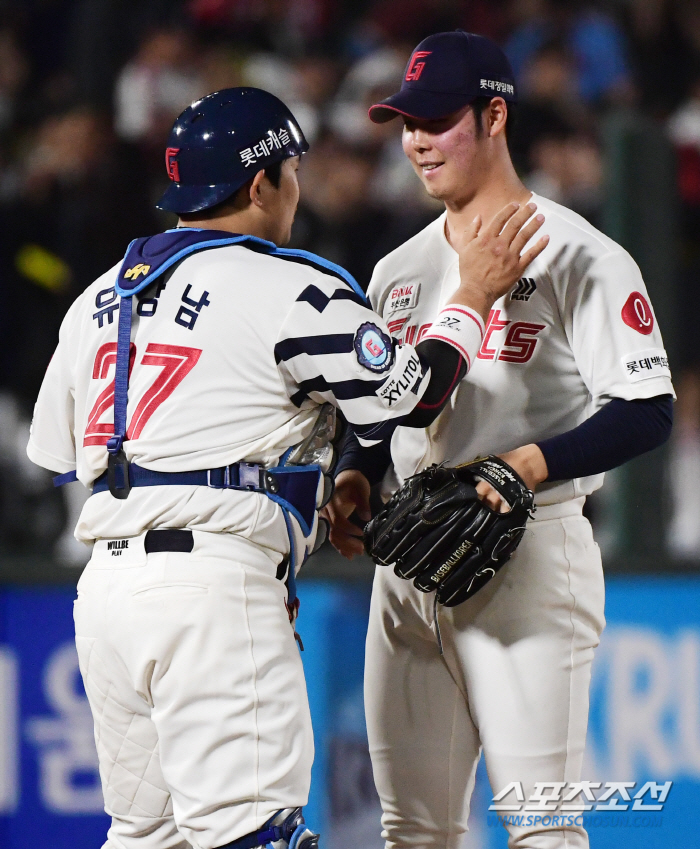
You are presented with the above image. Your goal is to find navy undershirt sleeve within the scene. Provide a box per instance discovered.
[536,395,673,482]
[336,395,673,486]
[335,428,392,486]
[404,339,468,428]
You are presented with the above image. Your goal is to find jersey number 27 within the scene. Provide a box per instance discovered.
[83,342,201,447]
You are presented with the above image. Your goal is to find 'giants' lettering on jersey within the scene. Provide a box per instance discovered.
[387,317,408,336]
[477,309,545,363]
[400,323,432,346]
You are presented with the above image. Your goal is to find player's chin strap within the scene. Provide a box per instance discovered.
[215,807,319,849]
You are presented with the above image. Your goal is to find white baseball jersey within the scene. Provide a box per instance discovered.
[27,240,468,548]
[369,193,675,505]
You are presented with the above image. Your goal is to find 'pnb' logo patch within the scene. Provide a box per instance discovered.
[405,51,431,82]
[124,264,150,281]
[354,323,392,373]
[388,283,420,313]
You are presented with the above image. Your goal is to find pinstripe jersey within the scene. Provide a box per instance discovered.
[27,239,445,549]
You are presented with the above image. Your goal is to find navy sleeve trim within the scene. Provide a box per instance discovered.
[289,374,385,407]
[297,284,369,313]
[274,333,354,363]
[537,395,673,482]
[398,339,468,428]
[353,416,406,442]
[335,429,393,486]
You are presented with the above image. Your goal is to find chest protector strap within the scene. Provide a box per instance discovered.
[105,228,365,500]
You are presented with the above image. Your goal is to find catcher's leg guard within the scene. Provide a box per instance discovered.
[216,807,320,849]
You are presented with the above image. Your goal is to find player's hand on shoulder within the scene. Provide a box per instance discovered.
[322,469,371,560]
[453,202,549,320]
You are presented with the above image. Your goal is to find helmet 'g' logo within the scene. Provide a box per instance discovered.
[165,147,180,182]
[405,51,432,82]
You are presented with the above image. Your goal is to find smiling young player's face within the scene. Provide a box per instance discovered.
[402,104,488,204]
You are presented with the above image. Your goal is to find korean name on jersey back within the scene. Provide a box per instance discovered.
[92,280,211,332]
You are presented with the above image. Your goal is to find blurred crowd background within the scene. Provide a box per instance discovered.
[1,0,700,574]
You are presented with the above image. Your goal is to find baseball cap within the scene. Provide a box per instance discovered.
[368,30,517,124]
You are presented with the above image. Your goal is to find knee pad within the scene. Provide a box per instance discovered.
[217,807,319,849]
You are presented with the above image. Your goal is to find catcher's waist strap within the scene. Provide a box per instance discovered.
[55,461,321,537]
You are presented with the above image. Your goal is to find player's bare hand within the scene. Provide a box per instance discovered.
[476,444,549,512]
[321,469,371,559]
[452,202,549,321]
[475,478,511,513]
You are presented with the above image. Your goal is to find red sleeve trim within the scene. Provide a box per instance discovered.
[440,306,485,338]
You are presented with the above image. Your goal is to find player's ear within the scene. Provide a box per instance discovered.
[487,97,508,138]
[248,169,268,208]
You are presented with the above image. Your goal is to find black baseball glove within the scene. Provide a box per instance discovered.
[363,456,534,606]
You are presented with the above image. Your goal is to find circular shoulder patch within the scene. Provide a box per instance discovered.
[354,322,393,372]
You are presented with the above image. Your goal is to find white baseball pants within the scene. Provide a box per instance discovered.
[364,499,605,849]
[73,530,313,849]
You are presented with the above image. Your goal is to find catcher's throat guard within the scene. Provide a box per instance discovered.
[364,456,534,607]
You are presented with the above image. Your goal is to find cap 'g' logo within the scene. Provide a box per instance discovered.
[405,51,432,82]
[165,147,180,182]
[621,291,654,335]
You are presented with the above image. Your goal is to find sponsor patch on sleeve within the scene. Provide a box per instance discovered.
[354,322,393,373]
[387,283,420,313]
[376,348,424,408]
[621,292,654,335]
[621,348,671,383]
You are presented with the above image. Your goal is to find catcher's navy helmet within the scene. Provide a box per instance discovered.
[157,87,309,214]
